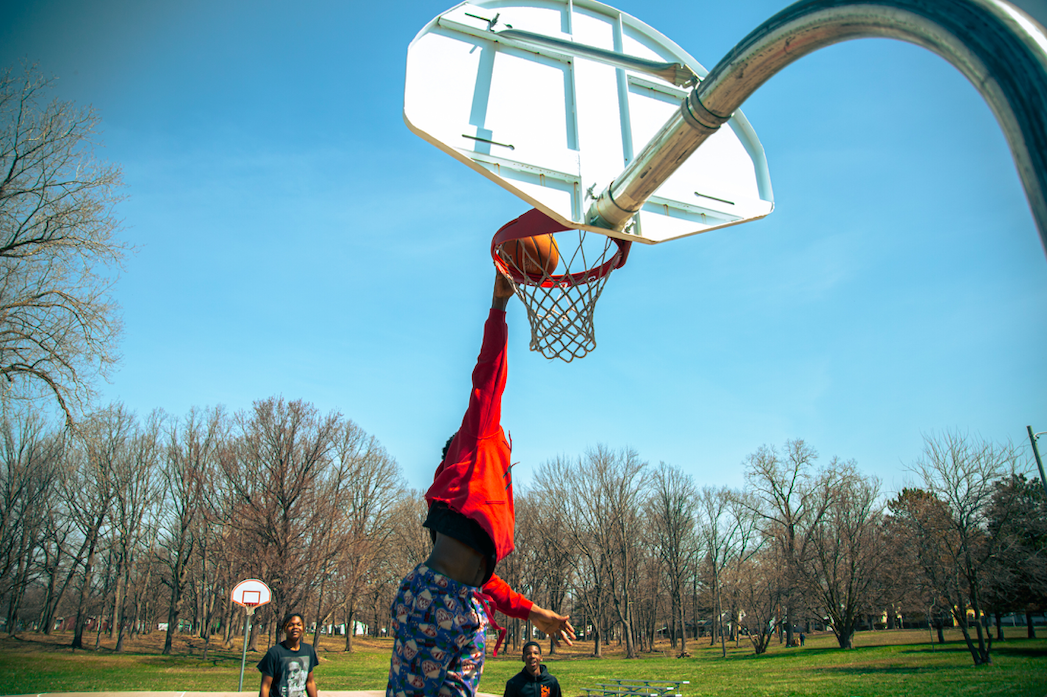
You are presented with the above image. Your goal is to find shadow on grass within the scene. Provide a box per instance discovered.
[899,641,1047,658]
[3,634,256,667]
[134,653,248,667]
[817,665,935,676]
[990,644,1047,659]
[5,634,86,653]
[899,645,972,655]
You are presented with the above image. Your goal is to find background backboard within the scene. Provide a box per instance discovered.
[405,0,775,244]
[231,578,271,608]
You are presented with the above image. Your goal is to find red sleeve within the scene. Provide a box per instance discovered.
[458,309,507,441]
[482,573,533,620]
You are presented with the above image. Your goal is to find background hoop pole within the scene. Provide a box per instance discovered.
[237,605,255,692]
[587,0,1047,256]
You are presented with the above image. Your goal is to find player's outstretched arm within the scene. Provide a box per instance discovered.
[493,270,513,311]
[528,604,576,646]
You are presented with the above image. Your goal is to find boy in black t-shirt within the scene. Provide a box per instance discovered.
[258,612,318,697]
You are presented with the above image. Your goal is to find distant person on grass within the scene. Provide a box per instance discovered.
[258,612,318,697]
[386,270,575,697]
[504,640,562,697]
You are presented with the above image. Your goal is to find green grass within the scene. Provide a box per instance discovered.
[1,628,1044,696]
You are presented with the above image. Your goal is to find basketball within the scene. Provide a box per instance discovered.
[500,233,560,275]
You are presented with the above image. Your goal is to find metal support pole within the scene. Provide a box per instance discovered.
[238,606,255,692]
[1028,425,1047,497]
[587,0,1047,256]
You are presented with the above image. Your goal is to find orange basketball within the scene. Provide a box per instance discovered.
[500,233,560,275]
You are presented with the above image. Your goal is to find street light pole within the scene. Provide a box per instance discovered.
[1027,426,1047,497]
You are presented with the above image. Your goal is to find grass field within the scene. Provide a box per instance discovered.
[1,628,1045,696]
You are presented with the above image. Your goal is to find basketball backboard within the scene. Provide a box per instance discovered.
[231,578,271,608]
[404,0,774,244]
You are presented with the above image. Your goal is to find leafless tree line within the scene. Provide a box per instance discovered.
[500,437,1043,668]
[0,406,1042,668]
[0,397,406,656]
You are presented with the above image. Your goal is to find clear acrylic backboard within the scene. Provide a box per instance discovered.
[404,0,775,244]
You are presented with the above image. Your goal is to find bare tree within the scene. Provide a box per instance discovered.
[499,489,533,650]
[0,406,63,633]
[0,66,127,422]
[648,463,697,656]
[535,454,612,656]
[35,490,77,635]
[323,424,400,653]
[597,446,648,659]
[631,540,662,653]
[193,436,245,656]
[387,489,432,576]
[744,440,836,647]
[734,546,785,655]
[537,445,647,658]
[799,461,888,649]
[159,406,223,655]
[697,486,761,656]
[125,504,164,639]
[514,486,574,654]
[109,410,162,651]
[221,397,359,647]
[64,404,130,649]
[894,432,1025,665]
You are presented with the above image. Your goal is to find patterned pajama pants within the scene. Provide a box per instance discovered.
[386,564,488,697]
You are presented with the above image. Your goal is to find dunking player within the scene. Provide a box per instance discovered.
[386,271,575,697]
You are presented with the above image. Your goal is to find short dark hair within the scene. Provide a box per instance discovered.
[522,640,542,655]
[281,612,304,630]
[441,433,458,461]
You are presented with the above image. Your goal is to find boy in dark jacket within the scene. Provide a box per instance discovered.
[504,641,562,697]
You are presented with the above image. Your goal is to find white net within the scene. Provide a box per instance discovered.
[492,210,630,362]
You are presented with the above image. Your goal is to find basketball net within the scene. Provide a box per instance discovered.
[492,209,631,362]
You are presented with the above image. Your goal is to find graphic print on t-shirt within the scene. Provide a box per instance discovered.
[280,657,308,697]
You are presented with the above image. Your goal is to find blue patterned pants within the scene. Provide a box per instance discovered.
[386,564,488,697]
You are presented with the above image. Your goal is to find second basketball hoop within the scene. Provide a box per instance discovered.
[493,209,630,362]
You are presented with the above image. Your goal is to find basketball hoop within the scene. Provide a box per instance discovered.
[492,209,630,362]
[232,579,272,691]
[232,579,271,616]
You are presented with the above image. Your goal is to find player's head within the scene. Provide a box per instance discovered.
[281,612,305,637]
[522,640,542,674]
[441,432,458,462]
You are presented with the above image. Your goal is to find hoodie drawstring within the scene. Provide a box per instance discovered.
[475,591,507,657]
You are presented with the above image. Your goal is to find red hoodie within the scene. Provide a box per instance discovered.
[424,309,532,620]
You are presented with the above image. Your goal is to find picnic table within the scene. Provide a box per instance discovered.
[580,678,689,697]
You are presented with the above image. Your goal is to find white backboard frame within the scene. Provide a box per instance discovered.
[231,578,271,608]
[405,0,774,244]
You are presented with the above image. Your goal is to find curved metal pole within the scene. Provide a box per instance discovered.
[588,0,1047,255]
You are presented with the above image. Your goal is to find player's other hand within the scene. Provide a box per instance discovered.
[528,605,576,647]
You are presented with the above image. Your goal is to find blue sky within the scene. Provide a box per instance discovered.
[2,0,1045,496]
